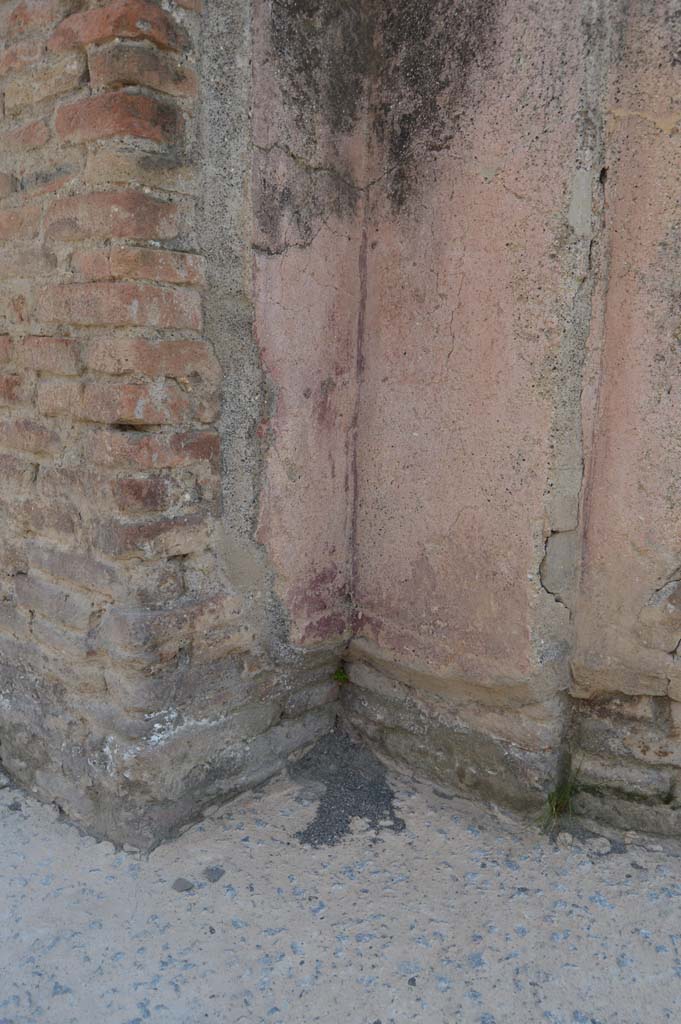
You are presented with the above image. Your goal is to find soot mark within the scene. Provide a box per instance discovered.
[270,0,374,138]
[376,0,501,208]
[290,728,406,847]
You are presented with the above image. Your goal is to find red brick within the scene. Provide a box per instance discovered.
[15,490,79,538]
[0,373,32,407]
[0,206,40,241]
[93,511,209,558]
[1,119,50,152]
[121,559,186,609]
[4,53,86,113]
[73,245,205,286]
[56,91,181,145]
[101,603,178,654]
[111,475,170,513]
[7,0,76,41]
[35,281,202,329]
[31,615,103,666]
[85,146,197,193]
[0,38,42,78]
[35,464,90,500]
[87,336,218,381]
[0,416,59,454]
[102,594,242,657]
[85,427,219,469]
[17,335,81,374]
[0,451,36,491]
[0,174,14,200]
[36,377,82,417]
[0,246,56,280]
[15,572,98,631]
[19,165,79,197]
[26,540,119,597]
[0,284,30,325]
[45,190,179,241]
[49,0,187,53]
[88,41,198,97]
[0,597,29,640]
[0,536,29,578]
[0,336,11,364]
[69,249,112,280]
[81,380,190,425]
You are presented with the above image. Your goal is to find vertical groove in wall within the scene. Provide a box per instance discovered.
[348,201,369,633]
[575,1,618,568]
[538,0,615,690]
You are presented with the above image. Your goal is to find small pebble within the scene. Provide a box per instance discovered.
[203,866,225,883]
[172,877,194,892]
[586,837,611,856]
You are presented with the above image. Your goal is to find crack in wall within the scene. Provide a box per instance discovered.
[539,530,577,617]
[348,201,369,633]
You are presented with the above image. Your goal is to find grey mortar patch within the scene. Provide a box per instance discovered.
[289,728,406,846]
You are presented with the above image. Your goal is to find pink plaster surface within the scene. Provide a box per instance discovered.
[574,8,681,698]
[251,1,367,646]
[254,220,361,645]
[354,1,583,701]
[251,0,680,740]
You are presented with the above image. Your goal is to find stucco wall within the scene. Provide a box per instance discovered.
[346,0,590,805]
[345,0,681,827]
[571,2,681,832]
[0,0,678,845]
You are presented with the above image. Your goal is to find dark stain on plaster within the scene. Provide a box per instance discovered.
[269,0,501,210]
[254,150,359,254]
[270,0,375,137]
[375,0,501,208]
[290,727,406,846]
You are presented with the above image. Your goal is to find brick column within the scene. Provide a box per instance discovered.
[0,0,339,848]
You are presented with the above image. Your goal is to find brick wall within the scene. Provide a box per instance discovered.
[0,0,339,848]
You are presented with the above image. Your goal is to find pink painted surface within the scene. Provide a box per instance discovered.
[353,0,584,706]
[251,1,367,646]
[251,0,680,741]
[254,221,361,645]
[574,8,681,699]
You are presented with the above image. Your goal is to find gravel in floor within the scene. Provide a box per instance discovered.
[1,732,680,1024]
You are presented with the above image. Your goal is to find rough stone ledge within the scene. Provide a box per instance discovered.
[340,659,563,813]
[0,645,339,851]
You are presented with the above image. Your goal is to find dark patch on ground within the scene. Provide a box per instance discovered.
[290,728,406,847]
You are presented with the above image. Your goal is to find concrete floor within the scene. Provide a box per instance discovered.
[1,732,680,1024]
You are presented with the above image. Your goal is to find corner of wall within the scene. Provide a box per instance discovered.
[0,0,339,850]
